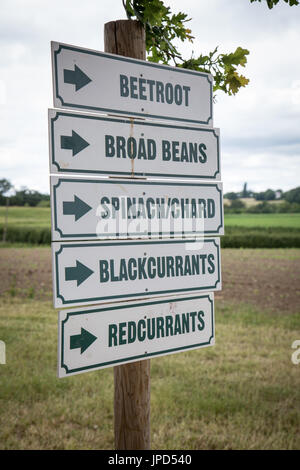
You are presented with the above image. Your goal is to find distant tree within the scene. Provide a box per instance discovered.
[0,178,12,195]
[283,186,300,204]
[10,188,50,207]
[224,192,238,200]
[230,199,246,213]
[247,201,276,213]
[264,189,276,200]
[255,191,266,201]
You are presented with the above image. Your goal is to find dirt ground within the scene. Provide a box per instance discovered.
[0,247,299,314]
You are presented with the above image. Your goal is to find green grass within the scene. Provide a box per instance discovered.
[0,296,299,450]
[224,213,300,228]
[0,206,51,228]
[1,207,299,230]
[0,207,299,248]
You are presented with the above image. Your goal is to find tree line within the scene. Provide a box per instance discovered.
[224,184,300,213]
[0,178,50,207]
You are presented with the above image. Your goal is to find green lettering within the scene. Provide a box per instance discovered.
[207,199,215,218]
[183,85,191,106]
[199,143,207,163]
[165,315,174,336]
[137,319,146,342]
[184,256,192,276]
[181,313,189,333]
[165,83,173,104]
[175,256,183,276]
[116,136,126,158]
[99,260,109,283]
[181,142,189,162]
[108,324,118,346]
[119,322,127,345]
[139,78,147,100]
[127,137,137,159]
[147,257,156,279]
[208,253,215,274]
[128,321,136,343]
[130,76,138,99]
[166,256,175,277]
[147,139,156,160]
[138,257,147,279]
[174,84,182,105]
[197,311,205,331]
[172,141,180,162]
[147,318,156,340]
[128,258,137,280]
[189,142,198,163]
[105,135,115,157]
[120,75,129,97]
[119,258,128,281]
[162,140,171,161]
[156,317,165,338]
[175,314,183,334]
[138,138,146,159]
[156,81,165,103]
[190,311,197,331]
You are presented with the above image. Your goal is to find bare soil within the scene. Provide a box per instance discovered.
[0,247,299,313]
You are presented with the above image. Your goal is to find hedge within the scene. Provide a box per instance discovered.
[0,226,51,245]
[0,225,299,248]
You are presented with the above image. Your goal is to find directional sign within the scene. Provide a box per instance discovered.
[58,293,214,377]
[51,42,213,126]
[50,176,224,241]
[52,238,221,308]
[49,110,220,180]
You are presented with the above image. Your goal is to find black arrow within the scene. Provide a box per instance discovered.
[65,260,94,286]
[63,195,92,221]
[60,130,90,156]
[70,328,97,354]
[63,64,92,91]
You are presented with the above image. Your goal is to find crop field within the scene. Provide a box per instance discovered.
[224,213,300,228]
[1,206,300,229]
[0,206,300,248]
[0,246,299,449]
[0,206,50,228]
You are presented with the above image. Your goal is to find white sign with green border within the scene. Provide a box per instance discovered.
[58,293,214,377]
[52,238,221,308]
[50,176,224,241]
[49,110,220,180]
[51,42,213,126]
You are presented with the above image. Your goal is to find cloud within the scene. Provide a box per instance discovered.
[0,0,299,194]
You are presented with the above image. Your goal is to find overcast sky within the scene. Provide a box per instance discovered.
[0,0,299,194]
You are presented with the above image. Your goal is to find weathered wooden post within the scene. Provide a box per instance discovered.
[104,19,151,451]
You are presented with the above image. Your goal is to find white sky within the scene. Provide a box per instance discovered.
[0,0,299,194]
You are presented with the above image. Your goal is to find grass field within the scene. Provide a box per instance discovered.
[0,206,50,228]
[224,213,300,228]
[1,206,300,229]
[0,298,299,450]
[0,247,299,449]
[0,206,299,247]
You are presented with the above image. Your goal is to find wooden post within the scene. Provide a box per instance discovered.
[104,19,151,451]
[2,196,9,243]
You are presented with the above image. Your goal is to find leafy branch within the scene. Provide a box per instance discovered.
[123,0,299,96]
[250,0,299,8]
[123,0,250,96]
